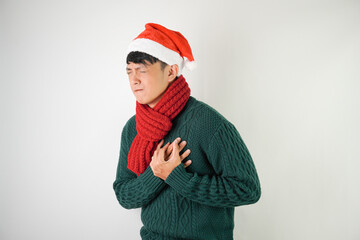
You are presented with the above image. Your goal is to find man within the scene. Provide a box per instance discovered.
[113,23,261,240]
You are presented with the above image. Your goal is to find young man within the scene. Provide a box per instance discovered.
[113,23,261,240]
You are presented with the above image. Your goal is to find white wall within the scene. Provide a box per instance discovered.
[1,0,359,239]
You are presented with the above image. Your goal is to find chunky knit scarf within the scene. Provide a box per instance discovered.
[127,75,191,176]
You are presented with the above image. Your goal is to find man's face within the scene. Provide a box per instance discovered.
[126,60,170,108]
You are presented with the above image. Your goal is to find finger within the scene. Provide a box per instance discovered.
[170,139,180,158]
[160,142,170,154]
[167,140,187,158]
[178,140,187,152]
[180,149,191,161]
[183,160,192,168]
[172,137,181,146]
[156,139,164,151]
[165,143,173,158]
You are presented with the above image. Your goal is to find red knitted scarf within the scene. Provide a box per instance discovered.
[127,75,191,176]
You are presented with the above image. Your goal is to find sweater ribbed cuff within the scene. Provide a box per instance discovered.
[140,166,165,191]
[165,164,191,192]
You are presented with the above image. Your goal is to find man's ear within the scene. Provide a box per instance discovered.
[167,64,179,82]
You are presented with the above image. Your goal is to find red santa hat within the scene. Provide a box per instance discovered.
[127,23,196,77]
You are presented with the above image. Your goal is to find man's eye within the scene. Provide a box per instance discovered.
[140,71,146,73]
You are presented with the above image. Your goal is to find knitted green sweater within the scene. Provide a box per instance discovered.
[113,96,261,240]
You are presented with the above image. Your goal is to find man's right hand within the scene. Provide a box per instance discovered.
[164,138,189,162]
[150,138,192,180]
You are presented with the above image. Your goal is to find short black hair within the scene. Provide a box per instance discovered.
[126,51,168,71]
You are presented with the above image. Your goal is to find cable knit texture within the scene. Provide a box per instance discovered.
[113,96,261,240]
[127,74,191,175]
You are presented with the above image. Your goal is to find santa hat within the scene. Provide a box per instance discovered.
[127,23,196,77]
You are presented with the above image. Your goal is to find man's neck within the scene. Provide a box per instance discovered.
[147,76,179,109]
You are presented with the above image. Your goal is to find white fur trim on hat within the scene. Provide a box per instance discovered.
[127,38,195,77]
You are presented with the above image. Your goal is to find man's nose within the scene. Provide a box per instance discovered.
[129,73,140,85]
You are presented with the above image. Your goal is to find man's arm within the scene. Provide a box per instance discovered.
[164,121,261,208]
[112,120,167,209]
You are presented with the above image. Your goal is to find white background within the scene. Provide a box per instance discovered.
[1,0,359,239]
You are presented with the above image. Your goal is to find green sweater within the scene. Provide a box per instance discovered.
[113,96,261,240]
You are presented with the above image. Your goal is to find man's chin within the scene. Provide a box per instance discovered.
[135,98,147,105]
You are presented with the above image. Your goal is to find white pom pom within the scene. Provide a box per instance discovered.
[185,60,197,70]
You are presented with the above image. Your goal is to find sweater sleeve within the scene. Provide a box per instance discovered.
[113,118,167,209]
[164,121,261,208]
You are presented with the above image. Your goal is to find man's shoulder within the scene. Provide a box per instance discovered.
[184,97,235,145]
[185,97,236,149]
[121,114,136,137]
[190,97,229,127]
[125,114,136,127]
